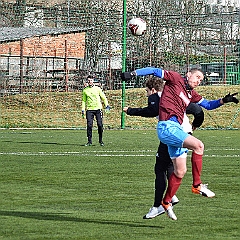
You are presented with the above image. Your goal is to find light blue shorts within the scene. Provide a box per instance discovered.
[157,120,189,159]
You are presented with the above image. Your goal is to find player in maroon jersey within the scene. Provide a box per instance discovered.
[123,76,205,219]
[121,67,239,220]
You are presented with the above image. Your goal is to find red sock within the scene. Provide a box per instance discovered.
[191,151,202,187]
[163,173,182,203]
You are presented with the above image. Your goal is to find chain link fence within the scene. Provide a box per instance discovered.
[0,0,239,129]
[0,0,240,94]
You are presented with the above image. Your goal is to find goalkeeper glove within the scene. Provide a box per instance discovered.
[222,92,239,104]
[121,71,136,81]
[82,110,85,118]
[105,105,110,113]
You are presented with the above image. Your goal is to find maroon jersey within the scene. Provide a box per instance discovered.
[159,70,202,124]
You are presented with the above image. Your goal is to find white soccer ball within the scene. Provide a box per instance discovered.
[127,18,146,36]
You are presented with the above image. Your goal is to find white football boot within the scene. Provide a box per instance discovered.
[192,184,215,198]
[171,195,179,205]
[143,205,165,219]
[161,201,177,220]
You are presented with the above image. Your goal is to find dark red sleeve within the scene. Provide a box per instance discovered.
[191,90,203,103]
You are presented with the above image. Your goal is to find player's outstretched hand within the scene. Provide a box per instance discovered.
[123,106,128,113]
[222,92,239,104]
[121,71,136,81]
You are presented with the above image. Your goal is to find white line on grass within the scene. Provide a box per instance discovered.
[0,151,239,157]
[0,152,154,157]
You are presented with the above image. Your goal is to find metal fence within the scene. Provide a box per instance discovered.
[0,0,240,95]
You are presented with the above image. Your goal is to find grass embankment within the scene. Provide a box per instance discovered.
[1,85,240,129]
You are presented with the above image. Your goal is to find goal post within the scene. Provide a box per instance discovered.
[121,0,127,129]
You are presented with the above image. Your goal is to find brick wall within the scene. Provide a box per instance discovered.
[0,32,85,58]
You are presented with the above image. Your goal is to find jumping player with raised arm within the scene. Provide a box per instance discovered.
[123,76,205,219]
[121,67,239,220]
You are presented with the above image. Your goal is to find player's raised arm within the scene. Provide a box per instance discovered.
[198,92,239,110]
[124,94,159,117]
[121,67,164,81]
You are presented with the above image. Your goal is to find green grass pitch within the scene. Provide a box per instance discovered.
[0,129,239,239]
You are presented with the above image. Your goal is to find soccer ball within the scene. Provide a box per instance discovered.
[127,18,146,36]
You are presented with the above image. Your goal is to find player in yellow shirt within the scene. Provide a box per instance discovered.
[82,76,110,146]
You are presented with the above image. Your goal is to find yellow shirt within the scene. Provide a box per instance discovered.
[82,85,108,111]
